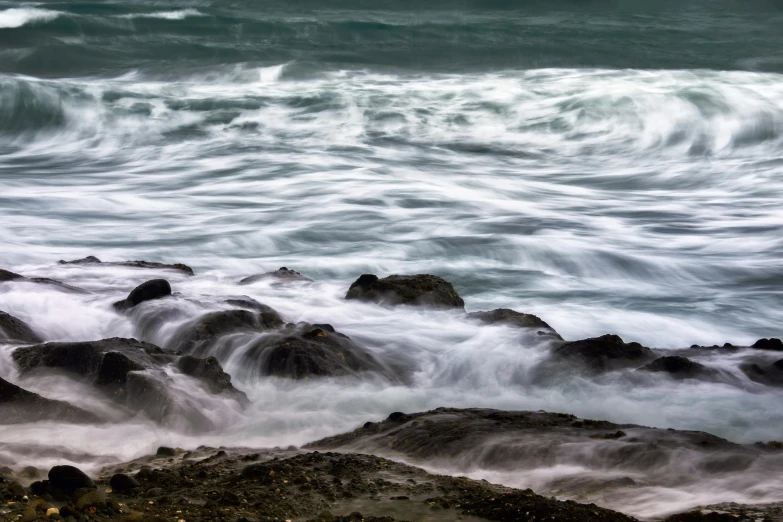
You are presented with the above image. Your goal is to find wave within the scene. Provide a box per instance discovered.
[117,9,205,21]
[0,7,61,29]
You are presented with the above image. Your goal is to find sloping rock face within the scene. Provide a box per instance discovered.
[11,338,247,425]
[0,376,99,424]
[551,334,655,372]
[0,311,43,344]
[467,308,561,338]
[345,274,465,309]
[638,355,718,380]
[113,279,172,311]
[0,268,88,293]
[58,256,194,275]
[239,267,312,284]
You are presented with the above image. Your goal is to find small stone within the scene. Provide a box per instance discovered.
[46,508,59,517]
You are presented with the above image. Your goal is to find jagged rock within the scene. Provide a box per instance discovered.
[243,323,394,380]
[113,279,172,311]
[552,334,654,372]
[177,355,248,403]
[345,274,464,309]
[239,267,312,284]
[0,377,99,424]
[48,465,95,492]
[638,356,717,379]
[467,308,561,338]
[752,338,783,351]
[0,311,43,344]
[59,256,194,275]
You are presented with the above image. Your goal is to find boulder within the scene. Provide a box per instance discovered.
[113,279,172,311]
[243,323,394,380]
[752,338,783,351]
[176,355,248,403]
[0,269,23,282]
[58,256,194,276]
[48,465,95,492]
[552,334,654,372]
[345,274,465,309]
[171,308,284,354]
[638,356,716,380]
[239,267,312,285]
[467,308,561,338]
[0,377,99,424]
[0,311,43,344]
[741,359,783,387]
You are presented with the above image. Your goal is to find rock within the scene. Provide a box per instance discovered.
[74,489,104,511]
[125,372,173,422]
[741,360,783,387]
[0,269,88,293]
[145,487,163,498]
[552,334,654,372]
[48,466,95,492]
[0,310,43,344]
[173,310,274,353]
[176,355,248,403]
[243,322,396,380]
[467,308,561,338]
[58,257,194,276]
[0,269,24,282]
[239,267,312,284]
[0,376,100,424]
[752,338,783,351]
[345,274,464,309]
[664,512,739,521]
[113,279,172,311]
[8,481,26,499]
[109,473,140,491]
[638,356,716,379]
[156,447,177,457]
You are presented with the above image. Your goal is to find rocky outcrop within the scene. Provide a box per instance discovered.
[0,376,99,424]
[177,355,249,404]
[345,273,465,309]
[0,310,43,344]
[239,267,312,284]
[113,279,172,311]
[638,355,717,380]
[172,308,284,354]
[0,269,23,282]
[58,256,194,276]
[467,308,561,338]
[551,334,654,372]
[741,358,783,387]
[752,338,783,351]
[0,268,88,293]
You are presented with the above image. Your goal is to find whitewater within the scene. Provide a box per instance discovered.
[1,1,782,519]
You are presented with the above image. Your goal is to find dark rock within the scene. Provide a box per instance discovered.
[113,279,172,311]
[0,269,24,282]
[552,334,654,372]
[243,322,395,380]
[145,487,164,498]
[664,512,739,521]
[345,273,464,309]
[387,412,409,422]
[171,308,285,354]
[0,269,88,293]
[125,372,173,422]
[239,267,312,284]
[0,376,100,424]
[74,489,104,511]
[48,466,95,492]
[741,360,783,387]
[176,355,248,403]
[752,338,783,351]
[59,257,194,276]
[109,473,140,491]
[20,466,41,479]
[8,481,26,499]
[0,310,43,344]
[467,308,561,338]
[638,356,716,379]
[156,447,177,457]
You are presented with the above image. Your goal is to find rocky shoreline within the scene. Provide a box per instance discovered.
[1,257,782,521]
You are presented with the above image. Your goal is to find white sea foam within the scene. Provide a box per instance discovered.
[118,9,205,21]
[0,7,60,28]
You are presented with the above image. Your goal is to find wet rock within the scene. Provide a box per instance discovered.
[638,356,717,379]
[48,466,95,493]
[664,512,739,521]
[741,360,783,387]
[0,310,43,344]
[176,355,248,403]
[467,308,561,338]
[345,273,465,309]
[171,308,285,356]
[552,334,654,372]
[239,267,312,284]
[243,322,395,380]
[156,447,177,457]
[109,474,140,491]
[752,338,783,351]
[74,489,104,511]
[0,269,24,282]
[58,256,194,275]
[0,376,100,424]
[113,279,172,311]
[0,269,88,293]
[125,372,173,422]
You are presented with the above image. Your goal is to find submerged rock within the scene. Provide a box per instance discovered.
[0,376,99,424]
[741,359,783,387]
[0,310,43,344]
[113,279,172,311]
[172,308,284,354]
[0,269,88,293]
[552,334,654,372]
[467,308,561,338]
[239,267,313,284]
[638,356,717,380]
[58,256,194,275]
[345,273,465,309]
[177,355,248,403]
[752,338,783,351]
